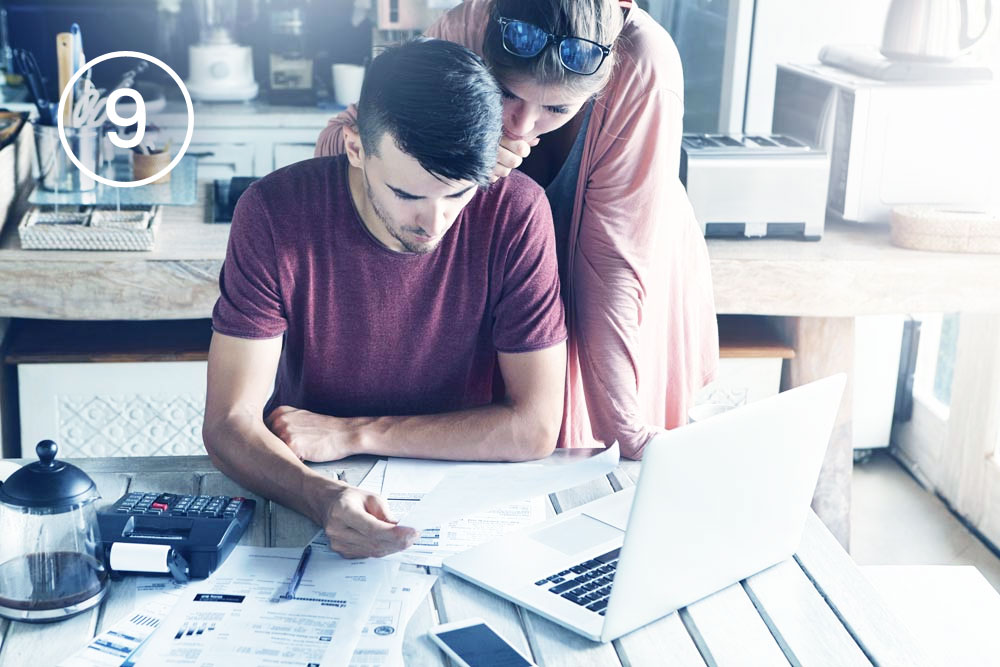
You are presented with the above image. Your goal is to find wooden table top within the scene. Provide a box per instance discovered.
[0,453,929,666]
[2,181,999,319]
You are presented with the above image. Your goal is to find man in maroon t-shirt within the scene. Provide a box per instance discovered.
[203,40,567,558]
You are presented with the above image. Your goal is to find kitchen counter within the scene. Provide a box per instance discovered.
[1,185,998,319]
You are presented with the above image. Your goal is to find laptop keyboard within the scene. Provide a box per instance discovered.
[533,548,620,615]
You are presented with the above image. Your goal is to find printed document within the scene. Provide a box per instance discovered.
[59,579,185,667]
[346,459,546,567]
[350,570,437,667]
[134,546,395,667]
[397,444,619,531]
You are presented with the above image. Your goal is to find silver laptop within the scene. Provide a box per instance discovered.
[443,374,846,642]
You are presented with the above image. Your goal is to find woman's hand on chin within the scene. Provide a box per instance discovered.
[492,134,539,182]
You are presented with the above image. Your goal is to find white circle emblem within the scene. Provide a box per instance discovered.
[57,51,194,188]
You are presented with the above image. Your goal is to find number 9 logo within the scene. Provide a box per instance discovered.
[57,51,194,188]
[105,89,146,150]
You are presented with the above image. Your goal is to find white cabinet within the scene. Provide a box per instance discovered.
[185,143,256,181]
[157,102,334,177]
[274,143,320,171]
[18,361,208,458]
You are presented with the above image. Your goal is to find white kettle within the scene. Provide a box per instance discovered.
[881,0,994,62]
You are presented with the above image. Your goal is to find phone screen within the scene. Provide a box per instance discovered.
[435,624,532,667]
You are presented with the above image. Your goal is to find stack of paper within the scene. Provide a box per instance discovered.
[353,459,547,568]
[59,548,435,667]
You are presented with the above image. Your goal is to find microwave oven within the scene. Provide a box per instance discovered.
[772,62,1000,224]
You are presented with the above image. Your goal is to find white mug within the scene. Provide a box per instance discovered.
[331,64,365,107]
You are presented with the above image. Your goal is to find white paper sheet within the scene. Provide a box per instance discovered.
[398,444,619,531]
[346,459,547,567]
[134,546,395,667]
[349,571,437,667]
[59,580,185,667]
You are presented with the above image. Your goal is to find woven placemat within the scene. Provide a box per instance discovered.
[18,205,160,251]
[890,205,1000,254]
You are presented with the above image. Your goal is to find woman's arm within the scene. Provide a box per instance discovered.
[574,86,718,459]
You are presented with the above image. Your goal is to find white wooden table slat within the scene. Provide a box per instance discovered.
[744,559,872,666]
[612,611,707,667]
[521,608,624,667]
[682,582,791,666]
[0,605,98,667]
[795,514,932,667]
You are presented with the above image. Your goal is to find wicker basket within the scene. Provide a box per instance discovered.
[18,205,161,251]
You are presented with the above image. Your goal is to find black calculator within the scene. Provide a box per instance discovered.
[98,492,255,579]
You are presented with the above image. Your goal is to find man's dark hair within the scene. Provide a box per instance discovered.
[357,38,503,187]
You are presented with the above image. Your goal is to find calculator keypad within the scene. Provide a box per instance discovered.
[111,492,247,519]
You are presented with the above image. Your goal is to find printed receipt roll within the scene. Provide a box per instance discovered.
[109,542,172,573]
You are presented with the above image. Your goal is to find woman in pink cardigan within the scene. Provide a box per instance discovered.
[315,0,718,459]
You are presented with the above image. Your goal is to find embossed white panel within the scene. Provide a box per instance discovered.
[18,362,207,458]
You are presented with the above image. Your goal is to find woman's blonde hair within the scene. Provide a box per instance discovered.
[482,0,624,97]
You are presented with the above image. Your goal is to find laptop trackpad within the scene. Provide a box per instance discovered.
[530,515,624,556]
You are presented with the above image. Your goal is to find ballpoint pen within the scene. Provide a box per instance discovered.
[281,544,312,601]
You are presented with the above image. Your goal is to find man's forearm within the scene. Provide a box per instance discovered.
[203,412,342,524]
[348,402,557,462]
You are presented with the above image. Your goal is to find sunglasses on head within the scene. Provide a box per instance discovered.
[496,15,612,76]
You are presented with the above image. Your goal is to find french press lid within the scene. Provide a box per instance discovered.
[0,440,99,511]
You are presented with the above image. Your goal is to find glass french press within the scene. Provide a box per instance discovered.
[0,440,107,622]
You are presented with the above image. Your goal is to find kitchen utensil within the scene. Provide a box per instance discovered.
[32,119,102,191]
[881,0,994,62]
[71,78,107,128]
[131,149,171,184]
[0,9,14,81]
[13,48,55,125]
[70,23,89,102]
[56,32,74,126]
[0,440,108,623]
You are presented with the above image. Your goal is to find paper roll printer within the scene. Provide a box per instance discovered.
[98,491,255,581]
[680,134,830,240]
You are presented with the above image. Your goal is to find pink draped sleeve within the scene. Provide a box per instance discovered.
[567,13,719,459]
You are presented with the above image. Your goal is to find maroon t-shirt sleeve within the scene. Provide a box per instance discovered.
[492,191,567,353]
[212,186,288,339]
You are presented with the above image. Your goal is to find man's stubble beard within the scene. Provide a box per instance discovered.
[363,170,439,255]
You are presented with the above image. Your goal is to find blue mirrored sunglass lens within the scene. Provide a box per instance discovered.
[503,21,548,56]
[560,39,604,74]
